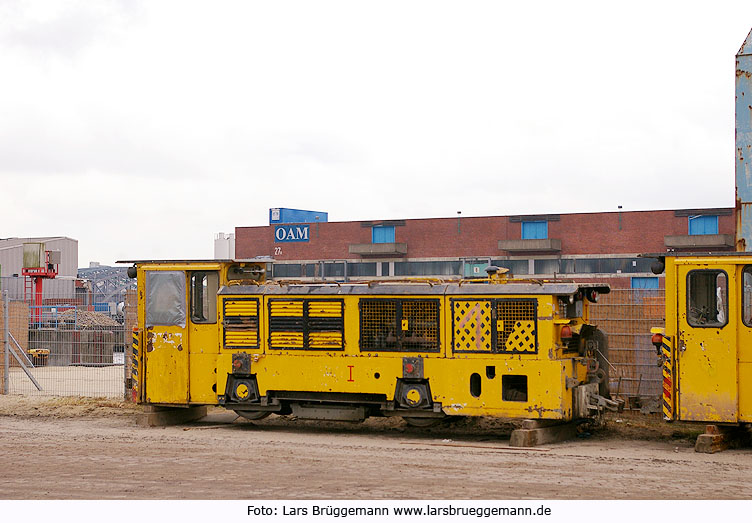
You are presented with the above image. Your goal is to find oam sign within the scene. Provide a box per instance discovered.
[275,225,310,243]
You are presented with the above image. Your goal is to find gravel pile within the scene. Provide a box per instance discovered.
[59,309,120,328]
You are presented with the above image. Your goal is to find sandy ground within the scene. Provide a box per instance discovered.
[6,365,124,397]
[0,396,750,500]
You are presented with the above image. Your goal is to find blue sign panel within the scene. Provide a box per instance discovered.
[275,225,310,243]
[269,208,328,224]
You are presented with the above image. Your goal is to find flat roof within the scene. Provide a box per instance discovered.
[219,282,610,296]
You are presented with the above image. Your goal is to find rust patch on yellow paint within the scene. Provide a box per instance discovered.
[146,331,155,353]
[526,404,564,418]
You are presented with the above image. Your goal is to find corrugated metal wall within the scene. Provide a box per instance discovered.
[0,237,78,279]
[0,237,78,301]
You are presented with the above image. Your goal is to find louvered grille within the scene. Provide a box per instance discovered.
[268,299,344,350]
[223,298,260,349]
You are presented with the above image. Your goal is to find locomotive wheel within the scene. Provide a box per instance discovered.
[234,410,271,421]
[402,416,443,428]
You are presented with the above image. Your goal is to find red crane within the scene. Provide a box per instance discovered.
[22,250,60,325]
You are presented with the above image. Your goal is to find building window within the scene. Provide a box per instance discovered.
[394,261,462,277]
[631,277,659,289]
[688,215,718,235]
[272,264,302,278]
[521,221,547,239]
[323,262,345,278]
[533,259,560,275]
[348,262,377,277]
[491,259,530,275]
[372,225,395,243]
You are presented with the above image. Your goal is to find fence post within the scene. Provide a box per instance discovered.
[3,290,9,394]
[123,319,128,401]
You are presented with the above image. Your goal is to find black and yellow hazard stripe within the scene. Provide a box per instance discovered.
[131,328,140,402]
[661,335,674,421]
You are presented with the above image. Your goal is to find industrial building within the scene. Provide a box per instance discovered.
[233,207,735,288]
[0,237,78,300]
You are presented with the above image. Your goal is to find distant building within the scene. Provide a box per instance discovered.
[0,236,78,300]
[235,208,735,288]
[214,232,235,259]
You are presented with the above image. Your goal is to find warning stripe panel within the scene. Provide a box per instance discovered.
[131,331,140,400]
[660,337,674,420]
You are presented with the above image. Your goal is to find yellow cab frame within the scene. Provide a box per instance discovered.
[651,253,752,424]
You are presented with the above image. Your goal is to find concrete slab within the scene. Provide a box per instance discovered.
[510,422,578,447]
[137,405,208,427]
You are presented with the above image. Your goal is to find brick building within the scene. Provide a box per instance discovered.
[234,207,735,288]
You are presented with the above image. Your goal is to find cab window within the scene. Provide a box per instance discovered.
[687,270,727,328]
[145,271,186,327]
[190,271,219,324]
[742,267,752,327]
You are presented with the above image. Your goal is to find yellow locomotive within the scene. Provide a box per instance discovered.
[126,259,612,426]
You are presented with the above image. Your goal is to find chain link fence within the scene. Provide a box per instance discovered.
[589,288,665,404]
[1,280,129,399]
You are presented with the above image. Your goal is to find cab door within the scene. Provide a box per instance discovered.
[187,270,220,403]
[144,270,189,404]
[676,264,738,422]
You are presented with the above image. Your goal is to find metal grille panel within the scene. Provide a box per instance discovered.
[401,300,439,351]
[452,298,537,353]
[359,299,440,352]
[504,321,536,352]
[452,300,493,352]
[496,300,536,352]
[360,300,398,351]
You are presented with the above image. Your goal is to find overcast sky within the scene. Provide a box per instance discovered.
[1,1,751,267]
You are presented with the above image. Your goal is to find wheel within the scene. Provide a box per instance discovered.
[234,410,271,421]
[402,416,443,428]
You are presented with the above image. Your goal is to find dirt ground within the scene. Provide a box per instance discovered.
[0,396,750,500]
